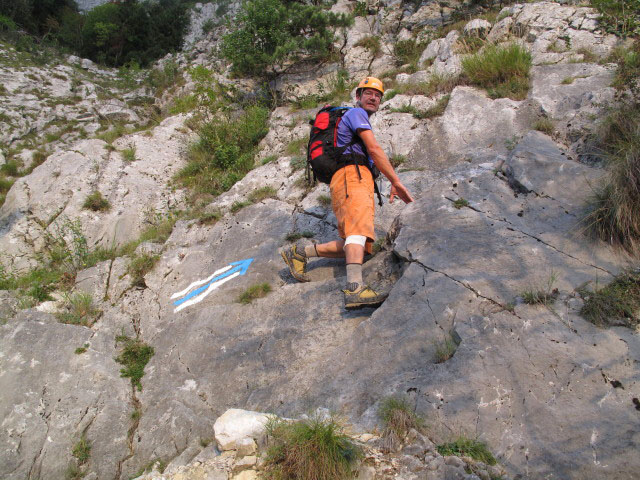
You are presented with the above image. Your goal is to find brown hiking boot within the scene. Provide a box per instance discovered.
[343,282,388,310]
[281,244,310,282]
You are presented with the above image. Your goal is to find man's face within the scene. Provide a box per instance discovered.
[357,88,382,114]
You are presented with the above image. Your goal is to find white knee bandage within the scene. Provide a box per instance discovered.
[344,235,367,247]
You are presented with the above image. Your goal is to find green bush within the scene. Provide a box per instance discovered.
[114,334,154,391]
[72,435,91,464]
[394,39,427,70]
[462,43,532,100]
[264,416,362,480]
[584,97,640,255]
[237,282,272,304]
[82,191,110,212]
[175,103,269,197]
[579,270,640,328]
[591,0,640,37]
[378,395,423,440]
[127,253,159,288]
[354,35,382,57]
[220,0,352,77]
[437,437,497,465]
[79,0,189,67]
[57,291,101,326]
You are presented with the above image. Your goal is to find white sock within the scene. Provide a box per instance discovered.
[346,263,363,287]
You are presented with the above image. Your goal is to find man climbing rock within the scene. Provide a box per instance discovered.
[281,76,413,309]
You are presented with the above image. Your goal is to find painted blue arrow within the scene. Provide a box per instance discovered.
[173,258,254,307]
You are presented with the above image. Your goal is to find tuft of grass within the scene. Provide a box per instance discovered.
[289,156,306,171]
[197,210,222,225]
[434,335,457,363]
[394,39,428,71]
[131,409,141,420]
[231,200,251,213]
[583,96,640,255]
[127,253,159,288]
[57,292,101,327]
[114,334,155,391]
[390,154,406,168]
[453,198,469,209]
[561,76,575,85]
[577,47,598,63]
[371,237,385,254]
[520,272,558,305]
[437,437,497,465]
[262,155,278,165]
[286,231,315,242]
[121,146,137,163]
[248,186,278,203]
[82,191,111,212]
[354,36,382,57]
[462,43,532,100]
[378,395,423,451]
[317,194,332,207]
[455,36,485,55]
[237,282,272,304]
[389,73,461,97]
[74,343,90,355]
[72,435,91,464]
[532,117,554,134]
[264,416,362,480]
[579,271,640,329]
[285,137,307,156]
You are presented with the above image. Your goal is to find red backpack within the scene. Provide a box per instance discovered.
[306,105,383,204]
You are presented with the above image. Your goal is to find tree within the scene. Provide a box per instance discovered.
[220,0,352,77]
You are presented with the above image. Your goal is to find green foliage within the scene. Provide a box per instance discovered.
[237,282,272,304]
[318,194,332,207]
[231,200,251,213]
[394,39,427,70]
[390,95,450,120]
[579,271,640,328]
[533,117,554,134]
[0,0,78,37]
[520,272,558,305]
[72,435,91,464]
[127,253,159,288]
[176,103,269,197]
[197,210,222,225]
[591,0,640,37]
[82,191,111,212]
[80,0,189,67]
[248,186,278,203]
[611,41,640,93]
[114,334,154,391]
[220,0,352,77]
[453,198,469,209]
[45,217,90,273]
[74,343,89,355]
[390,154,406,168]
[434,335,457,363]
[285,231,315,242]
[353,1,368,17]
[378,396,423,440]
[121,146,137,163]
[264,416,362,480]
[387,73,461,97]
[437,437,497,465]
[354,35,382,57]
[286,137,307,156]
[57,291,101,326]
[584,87,640,255]
[462,43,532,100]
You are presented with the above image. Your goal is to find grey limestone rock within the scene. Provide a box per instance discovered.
[463,19,492,37]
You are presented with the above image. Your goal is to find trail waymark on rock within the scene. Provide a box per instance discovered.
[171,258,254,312]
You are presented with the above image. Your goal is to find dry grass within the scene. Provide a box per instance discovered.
[378,396,423,451]
[264,416,361,480]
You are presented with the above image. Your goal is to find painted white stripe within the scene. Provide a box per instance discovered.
[170,265,233,299]
[173,272,240,313]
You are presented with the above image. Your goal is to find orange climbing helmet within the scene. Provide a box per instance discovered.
[356,76,384,96]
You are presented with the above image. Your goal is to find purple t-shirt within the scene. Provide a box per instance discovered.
[336,107,373,167]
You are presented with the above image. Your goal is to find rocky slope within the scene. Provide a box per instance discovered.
[1,1,638,480]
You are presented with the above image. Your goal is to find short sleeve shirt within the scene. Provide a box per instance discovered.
[336,107,373,167]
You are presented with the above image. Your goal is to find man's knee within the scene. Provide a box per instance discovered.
[344,235,367,247]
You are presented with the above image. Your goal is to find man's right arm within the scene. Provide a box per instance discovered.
[358,129,414,204]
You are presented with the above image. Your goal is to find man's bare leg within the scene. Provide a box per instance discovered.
[314,239,346,258]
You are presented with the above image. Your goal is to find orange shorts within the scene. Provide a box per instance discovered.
[330,165,375,254]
